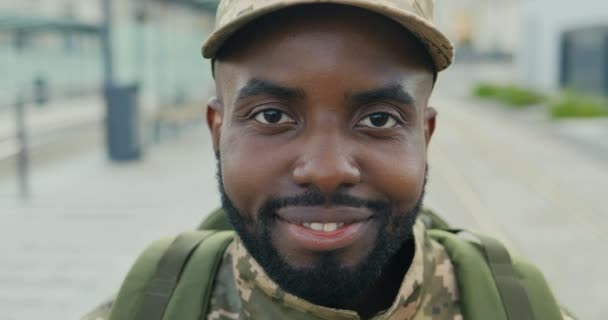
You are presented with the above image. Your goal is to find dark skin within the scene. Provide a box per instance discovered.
[207,5,436,318]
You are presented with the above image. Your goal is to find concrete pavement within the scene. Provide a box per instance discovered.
[0,63,606,320]
[0,125,220,320]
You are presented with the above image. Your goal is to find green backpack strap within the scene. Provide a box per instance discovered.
[475,233,535,320]
[198,208,234,231]
[429,230,562,320]
[419,207,451,230]
[109,230,235,320]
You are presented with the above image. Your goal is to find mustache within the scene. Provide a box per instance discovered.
[259,188,391,216]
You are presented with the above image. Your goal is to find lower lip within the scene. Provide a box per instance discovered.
[277,219,371,252]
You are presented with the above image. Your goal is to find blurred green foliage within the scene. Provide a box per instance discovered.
[473,83,545,108]
[474,83,608,118]
[549,93,608,119]
[473,83,502,98]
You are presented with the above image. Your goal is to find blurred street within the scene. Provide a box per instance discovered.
[0,62,606,320]
[429,63,608,320]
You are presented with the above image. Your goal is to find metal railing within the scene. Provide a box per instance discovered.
[0,90,105,199]
[1,94,31,199]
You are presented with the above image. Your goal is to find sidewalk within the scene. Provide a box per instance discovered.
[0,125,219,320]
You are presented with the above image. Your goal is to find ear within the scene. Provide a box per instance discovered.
[207,97,223,154]
[423,106,437,146]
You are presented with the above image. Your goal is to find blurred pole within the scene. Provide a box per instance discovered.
[14,92,30,200]
[101,0,142,161]
[153,4,168,144]
[156,4,168,108]
[101,0,114,86]
[134,0,146,82]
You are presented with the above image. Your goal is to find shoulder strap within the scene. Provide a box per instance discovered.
[419,207,451,229]
[429,230,562,320]
[109,230,235,320]
[475,233,535,320]
[161,230,234,320]
[198,208,234,231]
[134,231,215,320]
[429,229,509,320]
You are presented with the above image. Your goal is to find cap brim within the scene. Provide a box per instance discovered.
[202,0,454,71]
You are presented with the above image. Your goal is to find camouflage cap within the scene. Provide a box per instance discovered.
[202,0,454,71]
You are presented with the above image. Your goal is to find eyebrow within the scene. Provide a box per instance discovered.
[236,78,306,102]
[349,84,416,107]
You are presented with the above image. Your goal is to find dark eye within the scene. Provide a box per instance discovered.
[254,109,294,125]
[358,112,398,128]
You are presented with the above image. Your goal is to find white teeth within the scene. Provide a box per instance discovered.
[323,223,338,232]
[310,223,324,231]
[301,222,344,232]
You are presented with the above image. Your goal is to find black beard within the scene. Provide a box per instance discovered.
[216,156,426,308]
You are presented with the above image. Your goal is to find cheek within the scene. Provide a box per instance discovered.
[220,131,294,216]
[361,138,427,206]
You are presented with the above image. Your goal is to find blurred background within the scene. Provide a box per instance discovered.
[0,0,606,319]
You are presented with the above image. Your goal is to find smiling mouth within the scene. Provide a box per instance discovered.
[278,218,370,232]
[274,206,375,251]
[301,222,345,232]
[276,205,373,224]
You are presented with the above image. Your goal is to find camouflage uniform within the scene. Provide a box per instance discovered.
[206,221,461,320]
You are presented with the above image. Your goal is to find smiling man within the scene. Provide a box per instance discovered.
[83,1,573,320]
[208,4,439,318]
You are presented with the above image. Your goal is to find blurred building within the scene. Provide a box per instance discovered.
[518,0,608,95]
[0,0,217,109]
[435,0,522,59]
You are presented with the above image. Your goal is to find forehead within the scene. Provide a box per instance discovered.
[214,5,434,101]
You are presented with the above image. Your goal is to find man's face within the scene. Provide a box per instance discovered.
[209,5,436,306]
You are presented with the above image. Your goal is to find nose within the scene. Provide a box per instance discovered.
[292,133,361,194]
